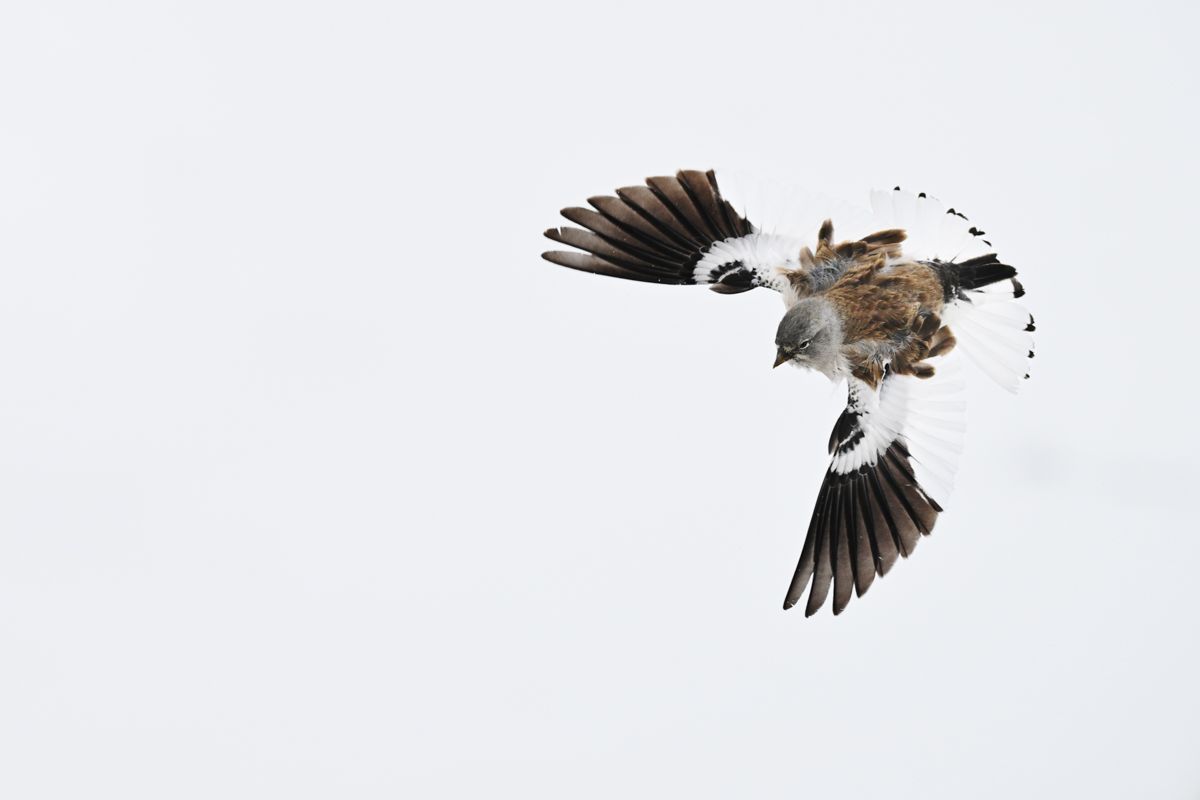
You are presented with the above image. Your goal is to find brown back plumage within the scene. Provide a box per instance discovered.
[790,221,949,387]
[787,222,908,299]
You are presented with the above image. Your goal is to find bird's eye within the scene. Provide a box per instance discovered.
[797,339,811,350]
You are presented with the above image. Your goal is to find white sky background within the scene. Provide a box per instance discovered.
[1,1,1198,797]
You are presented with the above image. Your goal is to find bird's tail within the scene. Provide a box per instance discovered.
[939,255,1034,393]
[849,186,1035,393]
[952,254,1021,294]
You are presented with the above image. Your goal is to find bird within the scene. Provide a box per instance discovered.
[542,169,1033,616]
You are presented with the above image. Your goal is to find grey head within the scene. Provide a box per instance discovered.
[774,297,845,378]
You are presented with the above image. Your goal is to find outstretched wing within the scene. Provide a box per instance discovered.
[543,169,801,294]
[784,360,966,616]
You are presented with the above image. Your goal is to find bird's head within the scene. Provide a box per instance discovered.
[774,297,844,378]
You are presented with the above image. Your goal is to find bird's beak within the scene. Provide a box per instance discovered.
[773,350,790,369]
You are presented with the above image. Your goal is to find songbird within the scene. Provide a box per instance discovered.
[542,170,1033,616]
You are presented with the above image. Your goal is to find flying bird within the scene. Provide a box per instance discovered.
[542,170,1033,616]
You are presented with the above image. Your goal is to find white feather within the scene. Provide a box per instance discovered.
[942,293,1034,394]
[829,352,966,507]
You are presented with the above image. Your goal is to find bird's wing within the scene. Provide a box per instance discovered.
[542,169,803,295]
[783,359,966,616]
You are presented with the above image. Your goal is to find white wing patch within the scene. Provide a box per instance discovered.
[691,232,802,292]
[831,353,966,507]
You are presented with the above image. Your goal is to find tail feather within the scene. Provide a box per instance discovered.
[862,186,1034,393]
[954,254,1018,292]
[929,254,1020,301]
[940,262,1034,393]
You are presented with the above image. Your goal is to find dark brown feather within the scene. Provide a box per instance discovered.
[677,169,735,240]
[848,482,876,597]
[587,194,693,258]
[543,227,661,274]
[832,485,855,614]
[612,186,699,250]
[928,326,957,358]
[705,169,753,237]
[803,483,837,616]
[645,176,711,242]
[560,206,684,263]
[858,474,899,577]
[545,170,759,287]
[787,437,942,616]
[785,482,824,608]
[541,250,671,283]
[818,219,834,247]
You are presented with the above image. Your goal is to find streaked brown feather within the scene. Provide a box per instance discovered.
[826,258,946,379]
[928,326,957,358]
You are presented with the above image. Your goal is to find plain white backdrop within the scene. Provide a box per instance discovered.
[1,1,1198,797]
